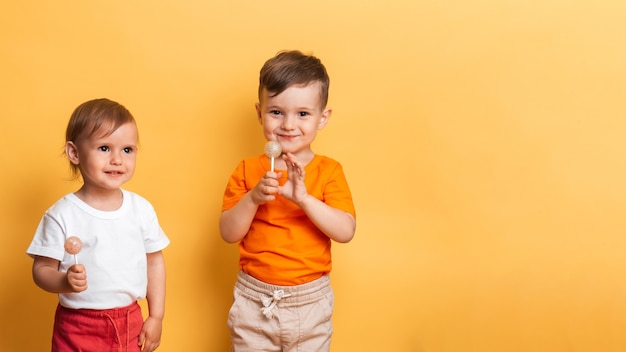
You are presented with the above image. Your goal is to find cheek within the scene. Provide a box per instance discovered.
[262,122,279,134]
[304,123,320,135]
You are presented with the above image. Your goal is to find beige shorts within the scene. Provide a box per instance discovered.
[228,271,334,352]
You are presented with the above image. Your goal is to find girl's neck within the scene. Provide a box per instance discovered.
[74,187,124,211]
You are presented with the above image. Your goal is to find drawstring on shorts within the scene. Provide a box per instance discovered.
[104,306,132,352]
[260,289,292,319]
[235,270,331,321]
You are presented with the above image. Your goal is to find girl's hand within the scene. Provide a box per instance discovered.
[279,153,309,204]
[139,316,163,352]
[66,264,88,292]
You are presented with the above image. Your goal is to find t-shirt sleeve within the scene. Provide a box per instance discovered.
[136,195,170,253]
[222,160,249,212]
[26,212,66,260]
[323,162,356,218]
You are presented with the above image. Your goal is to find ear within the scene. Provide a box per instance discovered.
[65,141,80,166]
[255,102,263,124]
[318,107,332,130]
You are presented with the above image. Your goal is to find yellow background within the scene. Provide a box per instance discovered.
[1,1,625,351]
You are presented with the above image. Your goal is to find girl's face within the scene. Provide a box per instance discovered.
[256,81,331,163]
[68,122,138,193]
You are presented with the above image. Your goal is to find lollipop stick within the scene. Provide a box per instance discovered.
[74,254,78,265]
[271,157,275,172]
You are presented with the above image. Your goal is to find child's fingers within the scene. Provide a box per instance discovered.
[138,331,145,347]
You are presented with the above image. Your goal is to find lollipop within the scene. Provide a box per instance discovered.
[264,141,282,172]
[64,236,83,265]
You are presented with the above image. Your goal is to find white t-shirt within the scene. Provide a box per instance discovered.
[27,190,170,310]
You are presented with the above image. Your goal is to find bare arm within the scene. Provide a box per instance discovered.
[219,192,259,243]
[281,153,356,243]
[219,171,282,243]
[297,195,356,243]
[32,255,87,293]
[139,251,166,352]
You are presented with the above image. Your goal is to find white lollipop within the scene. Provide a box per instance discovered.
[264,141,282,172]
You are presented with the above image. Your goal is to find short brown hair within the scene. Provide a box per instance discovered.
[65,98,136,178]
[258,50,330,107]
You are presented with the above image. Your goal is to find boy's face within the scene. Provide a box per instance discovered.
[68,122,138,192]
[256,81,331,161]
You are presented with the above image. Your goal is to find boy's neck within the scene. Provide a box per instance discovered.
[273,152,316,170]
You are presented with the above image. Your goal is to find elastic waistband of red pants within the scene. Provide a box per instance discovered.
[57,301,140,318]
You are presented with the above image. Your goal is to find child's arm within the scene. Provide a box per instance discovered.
[298,195,356,243]
[281,153,356,243]
[219,171,282,243]
[32,255,87,293]
[139,251,166,352]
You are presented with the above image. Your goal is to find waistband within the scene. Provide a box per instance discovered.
[236,270,331,308]
[57,301,140,318]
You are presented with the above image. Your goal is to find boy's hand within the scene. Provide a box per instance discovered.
[139,316,162,352]
[66,264,88,292]
[250,171,282,205]
[279,153,309,204]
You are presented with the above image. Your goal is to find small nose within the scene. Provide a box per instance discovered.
[281,115,296,130]
[110,152,122,165]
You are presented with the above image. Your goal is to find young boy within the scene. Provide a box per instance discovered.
[219,50,356,351]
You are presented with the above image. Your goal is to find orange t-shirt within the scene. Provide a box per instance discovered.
[221,154,356,286]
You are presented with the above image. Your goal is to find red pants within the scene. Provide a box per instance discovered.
[52,302,143,352]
